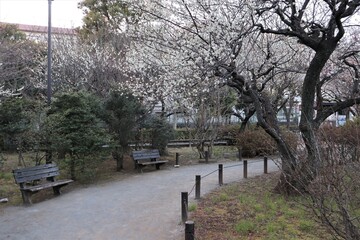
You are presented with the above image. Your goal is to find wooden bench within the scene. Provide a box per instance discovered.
[13,163,73,205]
[132,149,168,173]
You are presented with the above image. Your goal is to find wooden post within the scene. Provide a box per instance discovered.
[181,192,188,223]
[175,152,180,166]
[218,164,223,186]
[205,151,209,163]
[185,221,195,240]
[264,156,268,174]
[243,160,248,178]
[238,148,242,161]
[195,175,201,199]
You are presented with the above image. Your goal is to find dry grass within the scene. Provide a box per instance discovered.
[190,172,332,240]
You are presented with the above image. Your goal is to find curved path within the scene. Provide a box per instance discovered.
[0,158,279,240]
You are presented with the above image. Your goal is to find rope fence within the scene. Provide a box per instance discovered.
[185,158,266,197]
[180,154,274,239]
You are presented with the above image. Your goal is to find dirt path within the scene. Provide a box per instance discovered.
[0,158,279,240]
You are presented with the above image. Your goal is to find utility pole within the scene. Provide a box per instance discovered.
[46,0,53,164]
[47,0,53,105]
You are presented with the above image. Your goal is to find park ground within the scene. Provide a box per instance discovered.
[1,146,333,239]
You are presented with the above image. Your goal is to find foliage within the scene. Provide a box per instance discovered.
[218,124,240,145]
[141,116,175,155]
[120,0,360,196]
[103,90,146,170]
[0,98,37,152]
[51,35,125,96]
[320,123,360,163]
[234,126,298,157]
[0,98,32,136]
[174,128,200,140]
[0,24,46,99]
[46,91,111,180]
[0,24,26,42]
[0,153,5,169]
[78,0,138,40]
[235,126,277,157]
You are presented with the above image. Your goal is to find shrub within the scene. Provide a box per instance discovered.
[103,91,146,170]
[234,126,298,157]
[174,128,196,140]
[235,127,277,157]
[319,123,360,162]
[0,98,36,151]
[217,124,240,145]
[46,91,111,180]
[0,153,5,169]
[142,116,175,155]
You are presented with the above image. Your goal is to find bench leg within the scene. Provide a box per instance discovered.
[156,164,160,170]
[53,186,61,196]
[21,190,33,205]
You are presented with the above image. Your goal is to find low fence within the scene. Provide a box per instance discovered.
[181,157,271,240]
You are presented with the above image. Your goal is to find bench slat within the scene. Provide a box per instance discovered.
[13,163,57,173]
[13,167,59,178]
[13,164,60,184]
[21,179,74,192]
[131,149,168,172]
[132,149,160,161]
[137,160,168,166]
[12,163,73,205]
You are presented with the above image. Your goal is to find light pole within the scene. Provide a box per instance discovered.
[47,0,53,105]
[46,0,53,164]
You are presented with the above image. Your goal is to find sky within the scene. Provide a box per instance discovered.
[0,0,84,28]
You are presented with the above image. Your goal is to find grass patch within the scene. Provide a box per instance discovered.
[211,192,230,204]
[299,219,315,232]
[188,203,197,212]
[191,172,332,240]
[235,219,256,234]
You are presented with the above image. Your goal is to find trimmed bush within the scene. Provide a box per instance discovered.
[235,126,298,157]
[218,124,240,145]
[235,127,277,157]
[319,121,360,163]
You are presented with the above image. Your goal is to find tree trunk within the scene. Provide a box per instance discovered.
[196,141,205,159]
[249,89,300,194]
[297,47,336,187]
[112,148,123,171]
[70,153,76,180]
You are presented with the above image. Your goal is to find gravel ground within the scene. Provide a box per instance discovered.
[0,158,279,240]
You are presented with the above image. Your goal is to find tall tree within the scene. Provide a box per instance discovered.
[0,24,46,100]
[77,0,138,43]
[103,90,146,170]
[124,0,306,189]
[81,0,360,193]
[255,0,360,190]
[46,91,110,180]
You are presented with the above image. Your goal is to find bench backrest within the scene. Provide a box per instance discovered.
[13,163,60,184]
[132,149,160,161]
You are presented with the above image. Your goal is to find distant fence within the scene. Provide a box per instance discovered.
[181,157,271,240]
[129,139,232,148]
